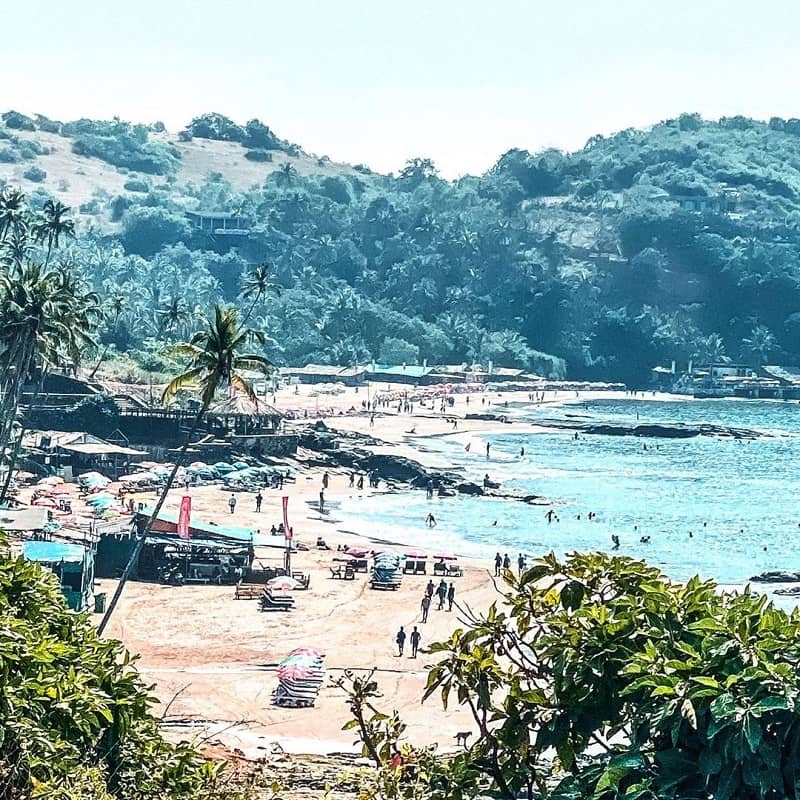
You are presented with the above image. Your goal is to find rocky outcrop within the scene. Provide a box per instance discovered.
[749,570,800,583]
[544,421,764,440]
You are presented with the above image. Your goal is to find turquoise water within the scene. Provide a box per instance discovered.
[340,399,800,587]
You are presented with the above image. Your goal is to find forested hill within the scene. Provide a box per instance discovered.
[3,110,800,385]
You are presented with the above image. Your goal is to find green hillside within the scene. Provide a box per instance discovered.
[3,110,800,385]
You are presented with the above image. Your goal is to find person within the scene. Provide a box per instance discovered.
[255,491,263,513]
[611,534,620,550]
[486,442,491,459]
[436,579,448,610]
[546,508,556,523]
[228,494,237,514]
[426,512,437,528]
[502,553,511,570]
[483,473,490,489]
[520,446,525,457]
[319,490,325,513]
[410,626,421,658]
[427,479,434,499]
[494,552,502,576]
[357,474,364,490]
[322,472,329,489]
[370,413,375,428]
[426,579,435,598]
[421,593,431,622]
[278,473,284,489]
[447,582,455,611]
[396,626,406,656]
[270,524,277,536]
[349,472,355,487]
[517,553,525,574]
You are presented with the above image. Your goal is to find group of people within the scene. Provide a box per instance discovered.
[395,579,456,657]
[493,552,526,576]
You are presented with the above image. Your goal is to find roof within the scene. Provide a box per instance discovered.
[23,540,87,563]
[489,368,525,377]
[762,365,800,384]
[59,442,144,456]
[367,365,433,378]
[281,364,346,376]
[0,507,49,532]
[136,507,262,545]
[208,394,282,417]
[186,210,240,220]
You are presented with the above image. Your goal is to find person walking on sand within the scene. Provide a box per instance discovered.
[503,553,511,571]
[517,552,526,575]
[322,472,329,489]
[319,490,325,513]
[357,474,364,490]
[349,472,355,488]
[426,579,435,599]
[396,626,406,656]
[421,593,431,622]
[436,579,448,610]
[255,491,263,513]
[447,582,456,611]
[228,494,237,514]
[494,552,502,576]
[410,626,421,658]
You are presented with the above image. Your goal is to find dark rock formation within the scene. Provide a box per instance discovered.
[749,570,800,583]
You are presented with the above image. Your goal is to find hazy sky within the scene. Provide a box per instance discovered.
[4,0,800,177]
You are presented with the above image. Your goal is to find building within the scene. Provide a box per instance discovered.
[364,365,434,385]
[279,365,366,386]
[23,540,95,611]
[671,189,738,214]
[185,210,250,238]
[23,430,145,480]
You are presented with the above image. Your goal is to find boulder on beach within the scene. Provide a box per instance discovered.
[749,570,800,583]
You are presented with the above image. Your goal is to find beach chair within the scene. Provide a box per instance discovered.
[234,581,262,599]
[260,589,294,612]
[447,564,463,578]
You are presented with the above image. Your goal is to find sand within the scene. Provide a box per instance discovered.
[37,385,687,756]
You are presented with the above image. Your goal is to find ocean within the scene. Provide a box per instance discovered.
[339,398,800,594]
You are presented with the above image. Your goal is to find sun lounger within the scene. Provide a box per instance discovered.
[260,589,295,611]
[329,565,355,580]
[234,581,262,599]
[446,564,463,577]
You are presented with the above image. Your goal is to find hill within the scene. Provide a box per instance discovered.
[3,110,800,385]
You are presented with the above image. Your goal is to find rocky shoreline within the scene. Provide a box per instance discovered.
[294,422,547,506]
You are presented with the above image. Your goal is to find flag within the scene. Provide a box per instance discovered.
[282,495,292,540]
[178,495,192,540]
[464,441,471,452]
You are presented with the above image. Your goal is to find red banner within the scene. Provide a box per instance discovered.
[282,495,292,540]
[178,495,192,540]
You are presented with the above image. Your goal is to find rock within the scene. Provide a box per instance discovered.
[774,586,800,596]
[750,570,800,583]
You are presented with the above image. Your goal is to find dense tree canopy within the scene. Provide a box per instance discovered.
[5,112,800,383]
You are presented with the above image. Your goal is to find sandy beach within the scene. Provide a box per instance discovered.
[24,384,690,757]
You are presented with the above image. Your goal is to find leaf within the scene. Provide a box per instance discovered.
[710,692,736,721]
[743,713,762,753]
[690,676,720,689]
[752,695,789,714]
[698,746,723,776]
[680,698,697,730]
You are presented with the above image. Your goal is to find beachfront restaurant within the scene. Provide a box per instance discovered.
[22,540,95,612]
[96,509,257,583]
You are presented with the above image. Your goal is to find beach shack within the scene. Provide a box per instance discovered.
[23,540,95,611]
[96,509,258,584]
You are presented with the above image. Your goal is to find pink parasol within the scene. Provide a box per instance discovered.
[290,646,325,658]
[433,553,457,561]
[267,576,302,591]
[277,663,319,681]
[38,476,64,486]
[32,497,58,508]
[344,547,368,558]
[404,550,428,559]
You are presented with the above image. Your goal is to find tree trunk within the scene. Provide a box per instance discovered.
[88,344,111,381]
[97,402,209,635]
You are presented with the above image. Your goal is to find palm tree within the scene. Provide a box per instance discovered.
[742,324,777,366]
[98,305,271,634]
[36,200,75,264]
[0,187,28,241]
[89,291,126,380]
[274,163,297,189]
[239,262,278,324]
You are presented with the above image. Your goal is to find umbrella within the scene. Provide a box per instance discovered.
[38,476,64,486]
[404,550,428,559]
[267,576,303,591]
[333,555,357,563]
[433,553,457,561]
[276,663,319,681]
[290,646,325,658]
[32,497,58,508]
[344,547,368,558]
[189,461,207,469]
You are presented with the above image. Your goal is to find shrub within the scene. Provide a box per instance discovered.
[0,146,19,163]
[2,110,36,130]
[182,112,245,142]
[73,133,179,175]
[35,114,62,133]
[22,165,46,182]
[124,178,150,192]
[244,148,273,162]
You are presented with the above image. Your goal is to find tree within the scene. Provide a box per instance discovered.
[344,552,800,800]
[0,186,28,241]
[239,262,278,323]
[98,305,271,633]
[378,336,420,365]
[36,199,75,264]
[274,162,298,188]
[120,206,191,257]
[741,324,777,365]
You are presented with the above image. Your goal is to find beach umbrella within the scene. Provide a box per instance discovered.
[433,553,457,561]
[38,476,64,486]
[345,547,368,558]
[213,462,235,474]
[404,550,428,559]
[276,663,319,681]
[267,576,303,591]
[189,461,207,469]
[290,646,325,658]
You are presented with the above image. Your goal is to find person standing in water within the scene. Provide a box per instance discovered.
[486,442,491,459]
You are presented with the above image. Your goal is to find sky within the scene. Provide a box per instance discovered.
[3,0,800,178]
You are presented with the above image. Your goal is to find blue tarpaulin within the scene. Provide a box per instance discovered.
[23,541,86,563]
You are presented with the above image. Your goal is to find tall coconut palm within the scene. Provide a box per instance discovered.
[98,305,271,634]
[0,187,28,241]
[239,262,278,323]
[36,200,75,264]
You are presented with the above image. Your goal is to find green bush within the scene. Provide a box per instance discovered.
[23,165,47,182]
[123,178,150,192]
[120,205,191,256]
[2,110,36,130]
[0,540,239,800]
[244,149,273,162]
[0,146,19,163]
